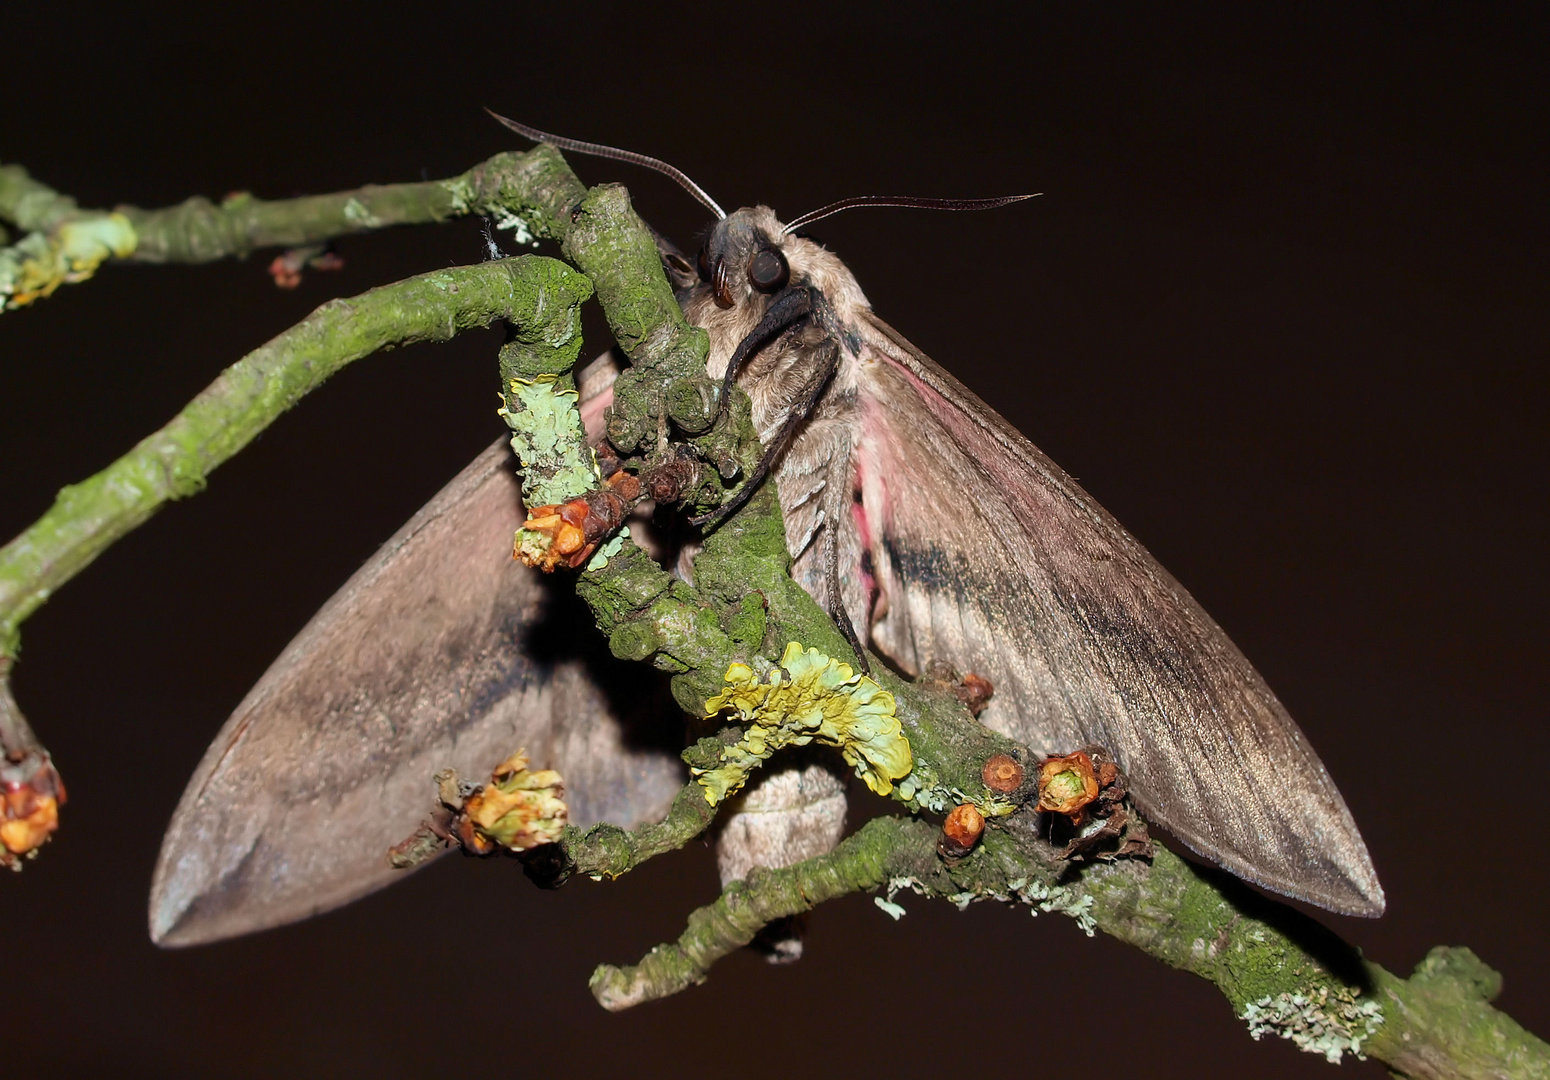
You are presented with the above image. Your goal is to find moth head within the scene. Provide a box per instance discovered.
[693,207,861,314]
[699,208,789,306]
[483,113,1034,362]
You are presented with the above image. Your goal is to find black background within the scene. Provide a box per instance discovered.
[3,5,1545,1077]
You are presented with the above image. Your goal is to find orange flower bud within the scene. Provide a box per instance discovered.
[516,500,596,570]
[1037,751,1100,822]
[1,758,65,861]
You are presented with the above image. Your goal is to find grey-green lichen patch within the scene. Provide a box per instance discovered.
[491,206,539,247]
[896,763,1015,819]
[874,876,929,919]
[894,759,949,812]
[1010,877,1098,936]
[499,375,599,509]
[1241,985,1384,1063]
[341,196,383,228]
[585,529,628,571]
[441,175,479,216]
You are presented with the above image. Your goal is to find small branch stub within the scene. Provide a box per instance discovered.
[981,753,1025,795]
[267,245,343,289]
[1,754,65,868]
[0,665,63,869]
[920,660,995,716]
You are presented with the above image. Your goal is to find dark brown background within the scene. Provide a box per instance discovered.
[3,4,1544,1077]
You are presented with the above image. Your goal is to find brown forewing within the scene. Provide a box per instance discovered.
[149,439,683,946]
[851,312,1383,917]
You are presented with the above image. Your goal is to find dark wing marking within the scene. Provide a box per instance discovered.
[150,438,683,946]
[852,312,1383,916]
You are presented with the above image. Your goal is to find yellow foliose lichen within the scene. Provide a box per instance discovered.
[695,642,912,804]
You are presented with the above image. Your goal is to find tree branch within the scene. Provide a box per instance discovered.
[0,149,585,307]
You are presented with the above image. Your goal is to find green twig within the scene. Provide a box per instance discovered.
[589,806,1547,1076]
[565,782,719,882]
[590,816,913,1010]
[0,165,87,231]
[117,148,585,263]
[0,254,592,658]
[0,149,581,307]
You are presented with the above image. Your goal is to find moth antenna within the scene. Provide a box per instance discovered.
[486,110,727,221]
[781,193,1040,235]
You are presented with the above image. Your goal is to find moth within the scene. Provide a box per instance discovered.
[150,122,1383,948]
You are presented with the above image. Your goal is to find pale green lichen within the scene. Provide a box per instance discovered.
[491,205,539,247]
[896,761,1015,819]
[1241,985,1384,1063]
[874,875,927,919]
[1013,878,1097,937]
[694,642,912,804]
[340,196,382,228]
[441,175,478,216]
[0,213,137,308]
[585,529,629,571]
[499,375,599,509]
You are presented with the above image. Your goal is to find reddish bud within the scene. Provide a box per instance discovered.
[939,803,986,858]
[605,470,642,502]
[955,672,995,716]
[1,756,65,863]
[267,252,304,290]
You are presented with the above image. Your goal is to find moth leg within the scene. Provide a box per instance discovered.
[693,339,840,529]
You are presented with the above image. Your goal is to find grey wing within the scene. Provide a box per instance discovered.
[149,437,684,946]
[852,312,1383,916]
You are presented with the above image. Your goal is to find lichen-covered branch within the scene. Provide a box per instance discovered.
[0,142,686,870]
[0,164,135,307]
[0,148,590,308]
[565,782,719,882]
[586,799,1546,1077]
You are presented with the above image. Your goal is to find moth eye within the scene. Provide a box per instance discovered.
[696,244,712,282]
[747,248,790,293]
